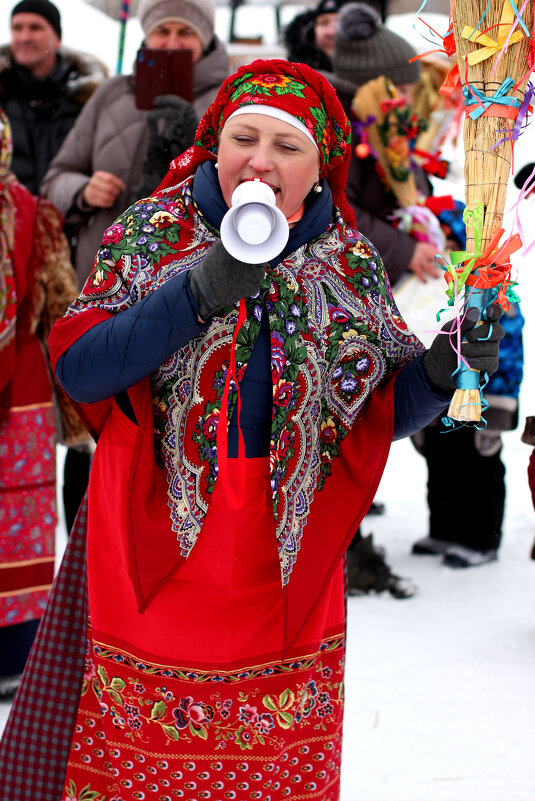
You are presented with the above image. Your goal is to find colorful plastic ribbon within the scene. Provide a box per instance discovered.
[443,202,484,299]
[508,79,534,142]
[444,202,522,310]
[462,0,525,66]
[439,63,461,97]
[462,77,522,119]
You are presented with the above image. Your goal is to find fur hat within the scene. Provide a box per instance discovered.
[333,2,421,87]
[138,0,215,49]
[11,0,61,39]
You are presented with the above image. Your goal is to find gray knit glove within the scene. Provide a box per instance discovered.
[423,302,504,394]
[188,240,266,319]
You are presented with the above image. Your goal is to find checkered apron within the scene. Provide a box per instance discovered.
[0,494,88,801]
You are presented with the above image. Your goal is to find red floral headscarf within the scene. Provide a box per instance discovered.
[157,59,356,227]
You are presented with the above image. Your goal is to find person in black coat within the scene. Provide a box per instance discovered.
[327,2,440,285]
[0,0,107,194]
[284,0,386,72]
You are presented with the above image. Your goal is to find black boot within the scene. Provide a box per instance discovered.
[346,534,417,599]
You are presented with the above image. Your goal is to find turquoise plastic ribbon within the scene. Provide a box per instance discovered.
[462,77,522,120]
[507,0,531,36]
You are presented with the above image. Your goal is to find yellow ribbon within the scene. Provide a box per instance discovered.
[462,0,524,66]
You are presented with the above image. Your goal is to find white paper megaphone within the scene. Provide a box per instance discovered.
[220,178,289,262]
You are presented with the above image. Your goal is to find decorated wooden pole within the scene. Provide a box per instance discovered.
[116,0,132,75]
[445,0,533,421]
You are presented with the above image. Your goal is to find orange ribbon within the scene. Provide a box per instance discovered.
[445,227,522,310]
[439,63,460,97]
[463,102,520,120]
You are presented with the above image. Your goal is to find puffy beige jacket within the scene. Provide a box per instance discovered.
[41,37,229,287]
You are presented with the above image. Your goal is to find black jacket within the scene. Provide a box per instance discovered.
[0,45,107,193]
[283,10,334,71]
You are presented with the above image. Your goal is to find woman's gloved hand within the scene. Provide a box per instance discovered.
[188,240,266,320]
[423,302,505,394]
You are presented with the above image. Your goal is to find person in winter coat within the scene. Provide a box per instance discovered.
[328,4,520,570]
[41,0,230,289]
[410,164,527,568]
[328,2,440,285]
[284,0,384,72]
[0,59,504,799]
[411,304,524,567]
[0,0,108,195]
[0,108,81,698]
[284,0,348,71]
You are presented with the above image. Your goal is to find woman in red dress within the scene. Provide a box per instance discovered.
[0,109,78,699]
[0,61,502,801]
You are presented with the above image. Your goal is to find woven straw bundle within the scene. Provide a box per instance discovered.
[453,0,533,254]
[447,0,533,420]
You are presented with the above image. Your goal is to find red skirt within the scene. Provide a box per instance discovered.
[61,404,346,801]
[0,401,56,627]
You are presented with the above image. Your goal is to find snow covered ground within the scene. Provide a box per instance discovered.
[1,2,534,798]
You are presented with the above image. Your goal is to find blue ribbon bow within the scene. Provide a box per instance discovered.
[462,77,522,120]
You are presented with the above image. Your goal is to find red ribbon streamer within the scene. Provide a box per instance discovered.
[464,102,520,120]
[216,298,247,509]
[445,228,523,310]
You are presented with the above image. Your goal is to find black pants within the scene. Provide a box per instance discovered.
[0,619,40,677]
[421,425,505,551]
[63,448,91,534]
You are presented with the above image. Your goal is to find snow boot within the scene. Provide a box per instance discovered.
[365,500,386,516]
[0,673,22,699]
[347,534,417,599]
[412,536,457,555]
[442,545,498,568]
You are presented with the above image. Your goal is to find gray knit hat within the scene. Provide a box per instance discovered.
[138,0,215,49]
[333,2,421,87]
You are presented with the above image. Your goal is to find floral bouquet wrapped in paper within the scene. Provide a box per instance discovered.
[351,75,448,250]
[352,76,425,206]
[411,54,464,178]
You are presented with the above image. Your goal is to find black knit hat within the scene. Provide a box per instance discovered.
[11,0,62,39]
[315,0,345,16]
[333,2,420,87]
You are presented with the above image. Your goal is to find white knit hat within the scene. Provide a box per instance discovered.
[138,0,215,49]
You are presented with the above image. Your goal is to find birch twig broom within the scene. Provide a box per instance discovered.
[446,0,533,421]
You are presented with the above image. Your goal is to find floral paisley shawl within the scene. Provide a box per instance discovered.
[64,176,423,586]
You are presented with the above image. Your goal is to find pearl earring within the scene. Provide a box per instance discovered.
[214,162,219,169]
[313,183,322,194]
